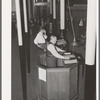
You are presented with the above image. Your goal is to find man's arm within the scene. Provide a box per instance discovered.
[47,44,69,59]
[34,37,38,45]
[55,46,66,52]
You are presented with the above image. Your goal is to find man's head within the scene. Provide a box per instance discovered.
[40,27,47,39]
[50,36,57,44]
[42,29,47,39]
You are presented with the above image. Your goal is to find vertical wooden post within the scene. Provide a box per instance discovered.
[15,0,23,46]
[60,0,65,38]
[15,0,27,100]
[53,0,56,19]
[49,0,53,34]
[52,0,57,36]
[60,0,65,29]
[50,0,52,15]
[85,0,96,100]
[23,0,30,73]
[23,0,28,32]
[85,0,96,65]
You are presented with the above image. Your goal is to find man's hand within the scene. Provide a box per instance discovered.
[44,49,46,52]
[61,50,66,53]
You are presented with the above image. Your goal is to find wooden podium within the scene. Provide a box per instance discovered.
[38,63,78,100]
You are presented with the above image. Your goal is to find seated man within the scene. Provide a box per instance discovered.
[34,27,48,50]
[46,35,70,67]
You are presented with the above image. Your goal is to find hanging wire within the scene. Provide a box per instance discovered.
[67,0,76,41]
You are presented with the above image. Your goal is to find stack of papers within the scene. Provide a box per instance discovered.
[64,54,78,64]
[64,59,78,64]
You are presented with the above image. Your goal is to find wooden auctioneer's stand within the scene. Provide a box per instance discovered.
[38,60,78,100]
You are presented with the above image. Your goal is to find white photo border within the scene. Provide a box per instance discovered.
[1,0,99,100]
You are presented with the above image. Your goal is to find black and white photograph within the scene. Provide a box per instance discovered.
[1,0,99,100]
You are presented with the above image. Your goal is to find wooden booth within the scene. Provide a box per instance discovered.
[38,62,78,100]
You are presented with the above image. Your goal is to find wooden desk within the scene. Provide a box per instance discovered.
[38,63,78,100]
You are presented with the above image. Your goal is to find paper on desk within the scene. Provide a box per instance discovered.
[38,67,46,82]
[64,59,77,64]
[64,52,71,55]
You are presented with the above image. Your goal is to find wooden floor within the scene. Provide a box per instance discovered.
[12,23,95,100]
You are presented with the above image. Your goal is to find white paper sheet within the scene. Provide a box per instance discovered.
[38,67,46,82]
